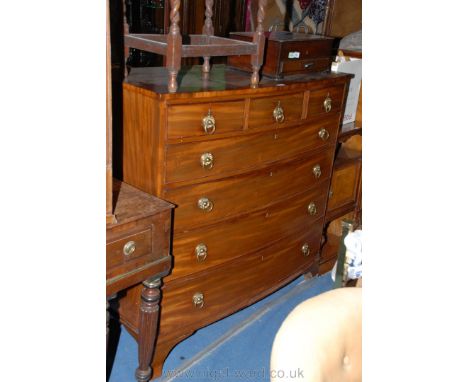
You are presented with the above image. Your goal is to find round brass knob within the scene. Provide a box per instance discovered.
[313,164,322,179]
[123,241,136,256]
[308,201,317,216]
[192,292,204,308]
[202,110,216,134]
[273,101,285,123]
[200,152,214,169]
[318,128,330,141]
[323,95,332,113]
[198,197,213,212]
[301,243,310,257]
[195,243,208,262]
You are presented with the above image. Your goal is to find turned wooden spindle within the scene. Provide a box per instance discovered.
[251,0,267,87]
[135,278,162,382]
[166,0,182,93]
[202,0,214,74]
[122,0,130,77]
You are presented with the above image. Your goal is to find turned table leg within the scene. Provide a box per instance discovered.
[122,0,130,77]
[166,0,182,93]
[135,277,163,382]
[251,0,267,87]
[202,0,214,74]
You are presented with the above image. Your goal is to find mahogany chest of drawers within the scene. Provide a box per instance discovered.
[117,65,351,377]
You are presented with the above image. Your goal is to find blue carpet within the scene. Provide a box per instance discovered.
[109,272,333,382]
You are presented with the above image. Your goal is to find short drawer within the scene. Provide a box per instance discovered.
[106,228,152,269]
[167,100,245,139]
[158,227,320,337]
[165,114,341,184]
[167,184,328,280]
[248,92,304,129]
[165,149,334,232]
[307,85,345,117]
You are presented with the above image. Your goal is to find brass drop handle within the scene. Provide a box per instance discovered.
[273,101,285,123]
[195,243,208,262]
[313,164,322,179]
[318,128,330,141]
[308,201,317,216]
[202,109,216,134]
[192,292,204,308]
[123,241,136,256]
[198,197,214,212]
[301,243,310,257]
[200,152,214,169]
[323,94,332,113]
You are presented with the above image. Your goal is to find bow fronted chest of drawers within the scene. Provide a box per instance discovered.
[117,65,352,377]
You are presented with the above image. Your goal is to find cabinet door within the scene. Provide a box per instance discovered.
[327,161,361,212]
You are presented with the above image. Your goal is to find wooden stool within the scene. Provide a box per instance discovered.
[123,0,267,93]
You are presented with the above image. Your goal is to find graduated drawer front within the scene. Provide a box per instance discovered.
[307,85,345,117]
[167,100,245,139]
[159,227,320,337]
[165,149,334,232]
[165,114,341,184]
[248,92,304,129]
[167,184,328,279]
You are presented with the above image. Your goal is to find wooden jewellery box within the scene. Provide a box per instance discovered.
[228,31,335,79]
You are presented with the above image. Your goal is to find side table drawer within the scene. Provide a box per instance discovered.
[107,228,152,269]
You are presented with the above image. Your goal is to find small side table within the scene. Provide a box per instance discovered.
[107,179,173,382]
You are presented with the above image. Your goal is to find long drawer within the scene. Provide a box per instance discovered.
[167,183,328,280]
[158,227,321,338]
[164,149,334,232]
[165,113,341,184]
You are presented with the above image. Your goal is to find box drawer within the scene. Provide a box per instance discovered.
[167,184,328,280]
[165,114,341,184]
[248,92,304,129]
[165,149,334,232]
[167,100,245,139]
[280,57,332,74]
[158,227,321,338]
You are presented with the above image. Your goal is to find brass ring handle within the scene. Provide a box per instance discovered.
[192,292,204,309]
[202,110,216,134]
[123,241,136,256]
[308,201,317,216]
[195,243,208,262]
[273,101,285,123]
[313,164,322,179]
[200,152,214,169]
[198,197,214,212]
[318,128,330,141]
[301,243,310,257]
[323,94,332,113]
